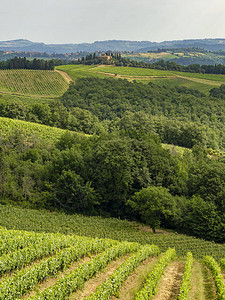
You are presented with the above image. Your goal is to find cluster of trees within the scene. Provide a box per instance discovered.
[0,97,104,135]
[0,57,55,70]
[1,128,225,242]
[210,84,225,99]
[75,52,121,65]
[60,77,225,148]
[2,76,225,242]
[1,77,225,148]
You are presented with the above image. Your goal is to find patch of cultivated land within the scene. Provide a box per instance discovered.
[0,116,83,143]
[0,69,69,97]
[57,64,225,93]
[0,225,222,299]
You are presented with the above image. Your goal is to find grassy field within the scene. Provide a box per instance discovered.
[0,205,223,299]
[57,64,225,94]
[0,69,69,97]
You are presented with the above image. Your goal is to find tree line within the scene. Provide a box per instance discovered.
[0,57,55,70]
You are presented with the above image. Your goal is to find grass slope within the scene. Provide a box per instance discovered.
[0,69,69,97]
[57,64,225,94]
[0,117,78,142]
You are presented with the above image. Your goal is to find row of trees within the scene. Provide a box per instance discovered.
[0,57,55,70]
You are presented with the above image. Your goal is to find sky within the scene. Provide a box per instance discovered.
[1,0,225,44]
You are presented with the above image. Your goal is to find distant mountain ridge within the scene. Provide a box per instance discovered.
[1,38,225,53]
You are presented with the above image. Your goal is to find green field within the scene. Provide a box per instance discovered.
[0,69,69,97]
[57,64,225,94]
[0,205,223,299]
[56,64,107,80]
[0,116,80,142]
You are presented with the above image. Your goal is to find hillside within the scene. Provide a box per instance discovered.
[1,60,225,299]
[3,38,225,53]
[124,48,225,65]
[0,116,81,142]
[0,69,69,97]
[0,206,223,299]
[56,64,225,94]
[1,63,225,243]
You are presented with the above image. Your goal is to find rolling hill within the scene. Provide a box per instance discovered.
[0,205,224,299]
[2,38,225,53]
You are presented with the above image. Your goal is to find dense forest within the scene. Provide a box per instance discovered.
[1,76,225,242]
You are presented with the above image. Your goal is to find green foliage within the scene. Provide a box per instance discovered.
[0,116,75,142]
[220,258,225,270]
[134,248,176,299]
[127,186,176,232]
[86,245,160,300]
[210,84,225,99]
[30,241,140,299]
[60,76,224,148]
[180,196,225,242]
[178,252,193,300]
[0,231,118,299]
[204,255,225,299]
[0,231,83,275]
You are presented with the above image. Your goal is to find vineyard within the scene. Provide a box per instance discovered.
[0,117,84,143]
[0,69,69,97]
[0,224,224,299]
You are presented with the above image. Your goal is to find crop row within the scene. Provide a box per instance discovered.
[220,258,225,270]
[134,248,176,299]
[0,236,118,299]
[0,233,93,275]
[0,69,68,96]
[0,229,57,256]
[29,241,142,299]
[204,255,225,299]
[85,244,160,300]
[1,205,225,261]
[178,252,193,300]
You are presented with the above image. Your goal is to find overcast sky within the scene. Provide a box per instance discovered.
[1,0,225,44]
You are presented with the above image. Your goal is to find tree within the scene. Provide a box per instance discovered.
[181,195,225,242]
[54,170,99,213]
[127,186,175,233]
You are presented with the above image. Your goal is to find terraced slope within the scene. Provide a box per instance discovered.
[0,69,69,97]
[0,226,224,299]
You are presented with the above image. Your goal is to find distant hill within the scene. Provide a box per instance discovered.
[2,38,225,53]
[0,39,156,53]
[124,47,225,66]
